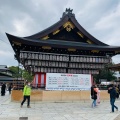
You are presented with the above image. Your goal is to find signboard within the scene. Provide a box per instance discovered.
[46,73,91,91]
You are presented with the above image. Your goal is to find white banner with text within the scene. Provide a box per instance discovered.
[46,73,92,91]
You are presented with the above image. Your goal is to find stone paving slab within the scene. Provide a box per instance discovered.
[114,114,120,120]
[0,91,120,120]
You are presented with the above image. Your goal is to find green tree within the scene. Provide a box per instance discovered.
[9,66,33,82]
[93,63,117,84]
[22,70,33,82]
[9,66,22,78]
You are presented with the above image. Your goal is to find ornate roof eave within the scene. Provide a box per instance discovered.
[24,9,108,46]
[6,33,120,52]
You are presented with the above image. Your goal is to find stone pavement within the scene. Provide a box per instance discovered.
[0,91,120,120]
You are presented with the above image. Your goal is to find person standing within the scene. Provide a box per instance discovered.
[94,85,100,104]
[21,82,31,108]
[108,84,118,113]
[91,85,97,107]
[97,87,100,104]
[8,83,12,94]
[1,83,6,96]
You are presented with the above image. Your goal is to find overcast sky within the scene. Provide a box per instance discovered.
[0,0,120,67]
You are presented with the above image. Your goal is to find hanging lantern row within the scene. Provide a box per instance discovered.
[20,52,69,61]
[70,56,110,63]
[29,67,99,74]
[69,63,104,69]
[30,67,66,73]
[25,60,68,67]
[20,52,110,63]
[24,60,105,69]
[68,69,99,74]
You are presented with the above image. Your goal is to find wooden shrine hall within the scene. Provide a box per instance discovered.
[109,63,120,71]
[6,8,120,88]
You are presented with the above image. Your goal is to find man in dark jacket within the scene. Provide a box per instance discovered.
[108,84,118,112]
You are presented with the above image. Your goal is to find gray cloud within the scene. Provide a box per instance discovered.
[0,0,120,66]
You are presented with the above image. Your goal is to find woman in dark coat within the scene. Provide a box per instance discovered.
[91,85,97,107]
[1,83,6,96]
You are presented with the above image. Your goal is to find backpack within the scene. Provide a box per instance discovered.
[116,87,119,98]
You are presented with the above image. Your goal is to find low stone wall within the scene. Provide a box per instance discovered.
[11,90,109,102]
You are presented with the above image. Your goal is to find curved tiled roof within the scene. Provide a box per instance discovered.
[6,33,120,51]
[25,10,107,46]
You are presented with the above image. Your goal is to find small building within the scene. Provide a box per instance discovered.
[0,65,24,89]
[0,65,13,84]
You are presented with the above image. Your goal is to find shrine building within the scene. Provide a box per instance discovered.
[6,8,120,87]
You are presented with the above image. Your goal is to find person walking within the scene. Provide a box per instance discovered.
[91,85,97,107]
[21,82,31,108]
[108,84,118,113]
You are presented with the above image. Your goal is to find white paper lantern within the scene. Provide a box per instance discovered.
[32,53,34,59]
[24,53,28,58]
[20,52,23,58]
[28,60,31,65]
[32,60,34,65]
[39,54,42,60]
